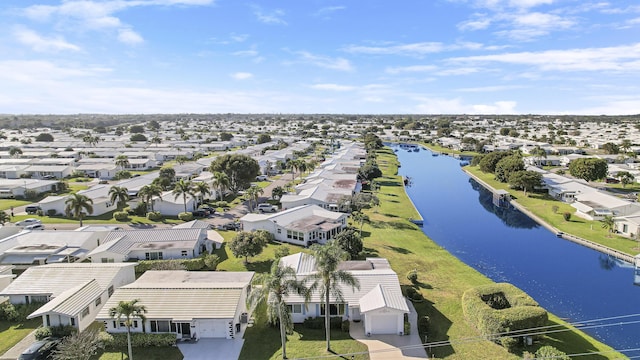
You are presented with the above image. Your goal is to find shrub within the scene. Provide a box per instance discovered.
[100,332,176,349]
[418,315,430,335]
[563,212,571,221]
[274,247,290,259]
[462,283,548,345]
[146,211,162,221]
[406,269,418,283]
[551,205,559,214]
[535,346,570,360]
[0,302,45,322]
[402,286,424,302]
[178,212,194,221]
[203,254,220,270]
[113,211,129,221]
[132,202,147,216]
[34,325,76,340]
[35,209,44,217]
[341,320,350,333]
[499,336,519,353]
[302,317,343,330]
[136,258,206,275]
[46,209,57,217]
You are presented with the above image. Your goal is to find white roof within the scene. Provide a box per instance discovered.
[241,204,345,228]
[359,284,409,313]
[28,279,102,318]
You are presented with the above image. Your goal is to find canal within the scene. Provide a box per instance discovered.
[394,145,640,353]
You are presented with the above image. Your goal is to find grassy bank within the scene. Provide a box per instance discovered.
[360,147,622,359]
[465,165,640,256]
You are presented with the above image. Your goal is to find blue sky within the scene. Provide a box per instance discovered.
[1,0,639,115]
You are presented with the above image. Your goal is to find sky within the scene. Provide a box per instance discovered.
[1,0,639,115]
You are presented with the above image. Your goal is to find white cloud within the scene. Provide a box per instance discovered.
[457,85,525,92]
[386,65,438,74]
[314,6,346,17]
[344,42,445,56]
[295,51,353,71]
[13,27,81,53]
[458,16,492,31]
[450,43,640,72]
[413,97,517,114]
[310,84,355,91]
[231,72,253,80]
[118,28,144,45]
[253,7,287,25]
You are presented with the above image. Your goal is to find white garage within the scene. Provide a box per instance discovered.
[197,319,232,338]
[360,284,409,335]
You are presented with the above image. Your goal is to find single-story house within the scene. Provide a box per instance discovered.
[0,263,136,332]
[153,191,198,216]
[614,215,640,238]
[96,270,254,340]
[0,179,60,199]
[0,165,30,179]
[24,165,73,179]
[74,163,119,179]
[87,228,212,263]
[0,265,15,305]
[280,253,409,335]
[572,192,640,221]
[240,204,348,247]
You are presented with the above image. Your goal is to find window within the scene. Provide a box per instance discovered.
[81,306,90,319]
[287,304,303,314]
[133,320,138,328]
[95,297,102,307]
[286,230,303,241]
[112,321,117,329]
[101,258,114,263]
[181,250,188,257]
[320,304,345,316]
[150,320,171,333]
[623,224,628,233]
[70,318,76,326]
[31,295,49,303]
[108,286,114,297]
[145,252,163,260]
[277,228,281,234]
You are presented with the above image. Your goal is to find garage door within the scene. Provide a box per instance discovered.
[198,320,230,338]
[369,314,398,335]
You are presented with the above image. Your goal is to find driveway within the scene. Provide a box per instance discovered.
[177,338,244,360]
[350,299,427,359]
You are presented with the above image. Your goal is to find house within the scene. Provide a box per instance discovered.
[0,263,136,332]
[95,270,254,340]
[0,265,15,305]
[153,191,198,216]
[87,228,212,263]
[280,181,356,211]
[240,205,348,247]
[614,215,640,238]
[280,253,409,335]
[571,192,640,221]
[74,163,119,179]
[24,165,73,179]
[0,179,60,199]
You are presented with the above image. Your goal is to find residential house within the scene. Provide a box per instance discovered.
[240,204,348,247]
[0,265,15,305]
[96,270,254,340]
[280,253,409,335]
[153,191,198,216]
[571,192,640,221]
[0,263,136,332]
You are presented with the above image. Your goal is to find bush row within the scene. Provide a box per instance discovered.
[99,332,176,348]
[462,283,548,345]
[302,317,348,331]
[34,325,77,340]
[0,302,45,322]
[134,254,220,274]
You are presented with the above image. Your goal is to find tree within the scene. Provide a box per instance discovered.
[108,186,130,210]
[115,155,130,170]
[35,133,54,142]
[138,183,163,211]
[150,135,162,146]
[219,132,233,141]
[147,120,160,131]
[172,178,195,213]
[568,158,608,182]
[350,211,368,236]
[209,154,260,193]
[620,139,632,154]
[83,133,100,147]
[256,134,272,144]
[358,161,382,182]
[508,171,543,196]
[212,171,230,200]
[159,166,176,182]
[479,151,511,173]
[530,146,547,167]
[109,299,147,360]
[64,193,94,227]
[333,227,363,259]
[271,186,285,200]
[601,215,616,237]
[9,147,22,158]
[229,231,269,264]
[363,132,383,150]
[129,125,145,133]
[0,211,10,225]
[602,142,620,155]
[616,171,635,188]
[308,241,360,352]
[193,181,211,205]
[494,155,525,183]
[52,328,103,360]
[247,262,309,359]
[245,186,264,212]
[130,134,147,142]
[175,155,189,165]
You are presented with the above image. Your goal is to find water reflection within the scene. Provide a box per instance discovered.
[469,178,539,229]
[598,254,617,271]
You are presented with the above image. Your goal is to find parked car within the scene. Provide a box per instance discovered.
[18,337,60,360]
[25,205,42,215]
[24,224,45,231]
[198,205,215,214]
[192,209,209,217]
[257,203,278,213]
[15,218,42,227]
[98,178,109,184]
[256,175,269,181]
[218,222,240,231]
[42,175,56,180]
[605,178,620,184]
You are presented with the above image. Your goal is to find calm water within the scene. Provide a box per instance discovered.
[394,145,640,353]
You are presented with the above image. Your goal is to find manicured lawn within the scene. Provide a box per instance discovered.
[0,319,41,355]
[420,142,480,157]
[92,347,183,360]
[466,166,640,256]
[9,212,183,226]
[0,199,33,211]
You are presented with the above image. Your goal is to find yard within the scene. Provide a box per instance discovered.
[0,318,41,355]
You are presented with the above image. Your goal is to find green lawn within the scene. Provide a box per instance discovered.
[466,166,640,256]
[419,142,480,157]
[10,212,182,226]
[0,199,32,211]
[93,347,183,360]
[0,319,41,355]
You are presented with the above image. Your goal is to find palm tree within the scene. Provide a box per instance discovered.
[115,155,130,170]
[601,215,616,238]
[150,135,162,147]
[172,178,194,213]
[9,147,22,158]
[108,186,130,211]
[64,193,94,227]
[109,299,147,360]
[350,211,369,236]
[193,181,212,206]
[307,241,360,352]
[0,211,10,225]
[246,186,264,212]
[531,146,547,167]
[212,171,230,200]
[138,184,163,212]
[247,262,309,359]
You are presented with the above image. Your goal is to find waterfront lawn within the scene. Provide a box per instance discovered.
[466,166,640,256]
[357,148,621,359]
[419,142,480,157]
[0,319,41,355]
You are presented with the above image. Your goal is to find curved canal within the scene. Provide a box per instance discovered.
[394,145,640,353]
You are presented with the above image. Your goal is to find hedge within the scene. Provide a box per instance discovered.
[113,211,129,221]
[100,332,176,348]
[462,283,548,345]
[135,257,206,274]
[35,325,77,340]
[178,212,194,221]
[302,317,344,330]
[0,302,45,322]
[146,211,162,221]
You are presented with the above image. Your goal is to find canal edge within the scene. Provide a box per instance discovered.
[461,167,636,264]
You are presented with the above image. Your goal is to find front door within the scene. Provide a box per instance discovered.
[180,323,191,338]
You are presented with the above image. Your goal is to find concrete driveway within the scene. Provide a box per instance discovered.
[177,338,244,360]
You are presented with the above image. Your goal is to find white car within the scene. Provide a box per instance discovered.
[24,223,45,230]
[257,203,278,213]
[15,218,42,227]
